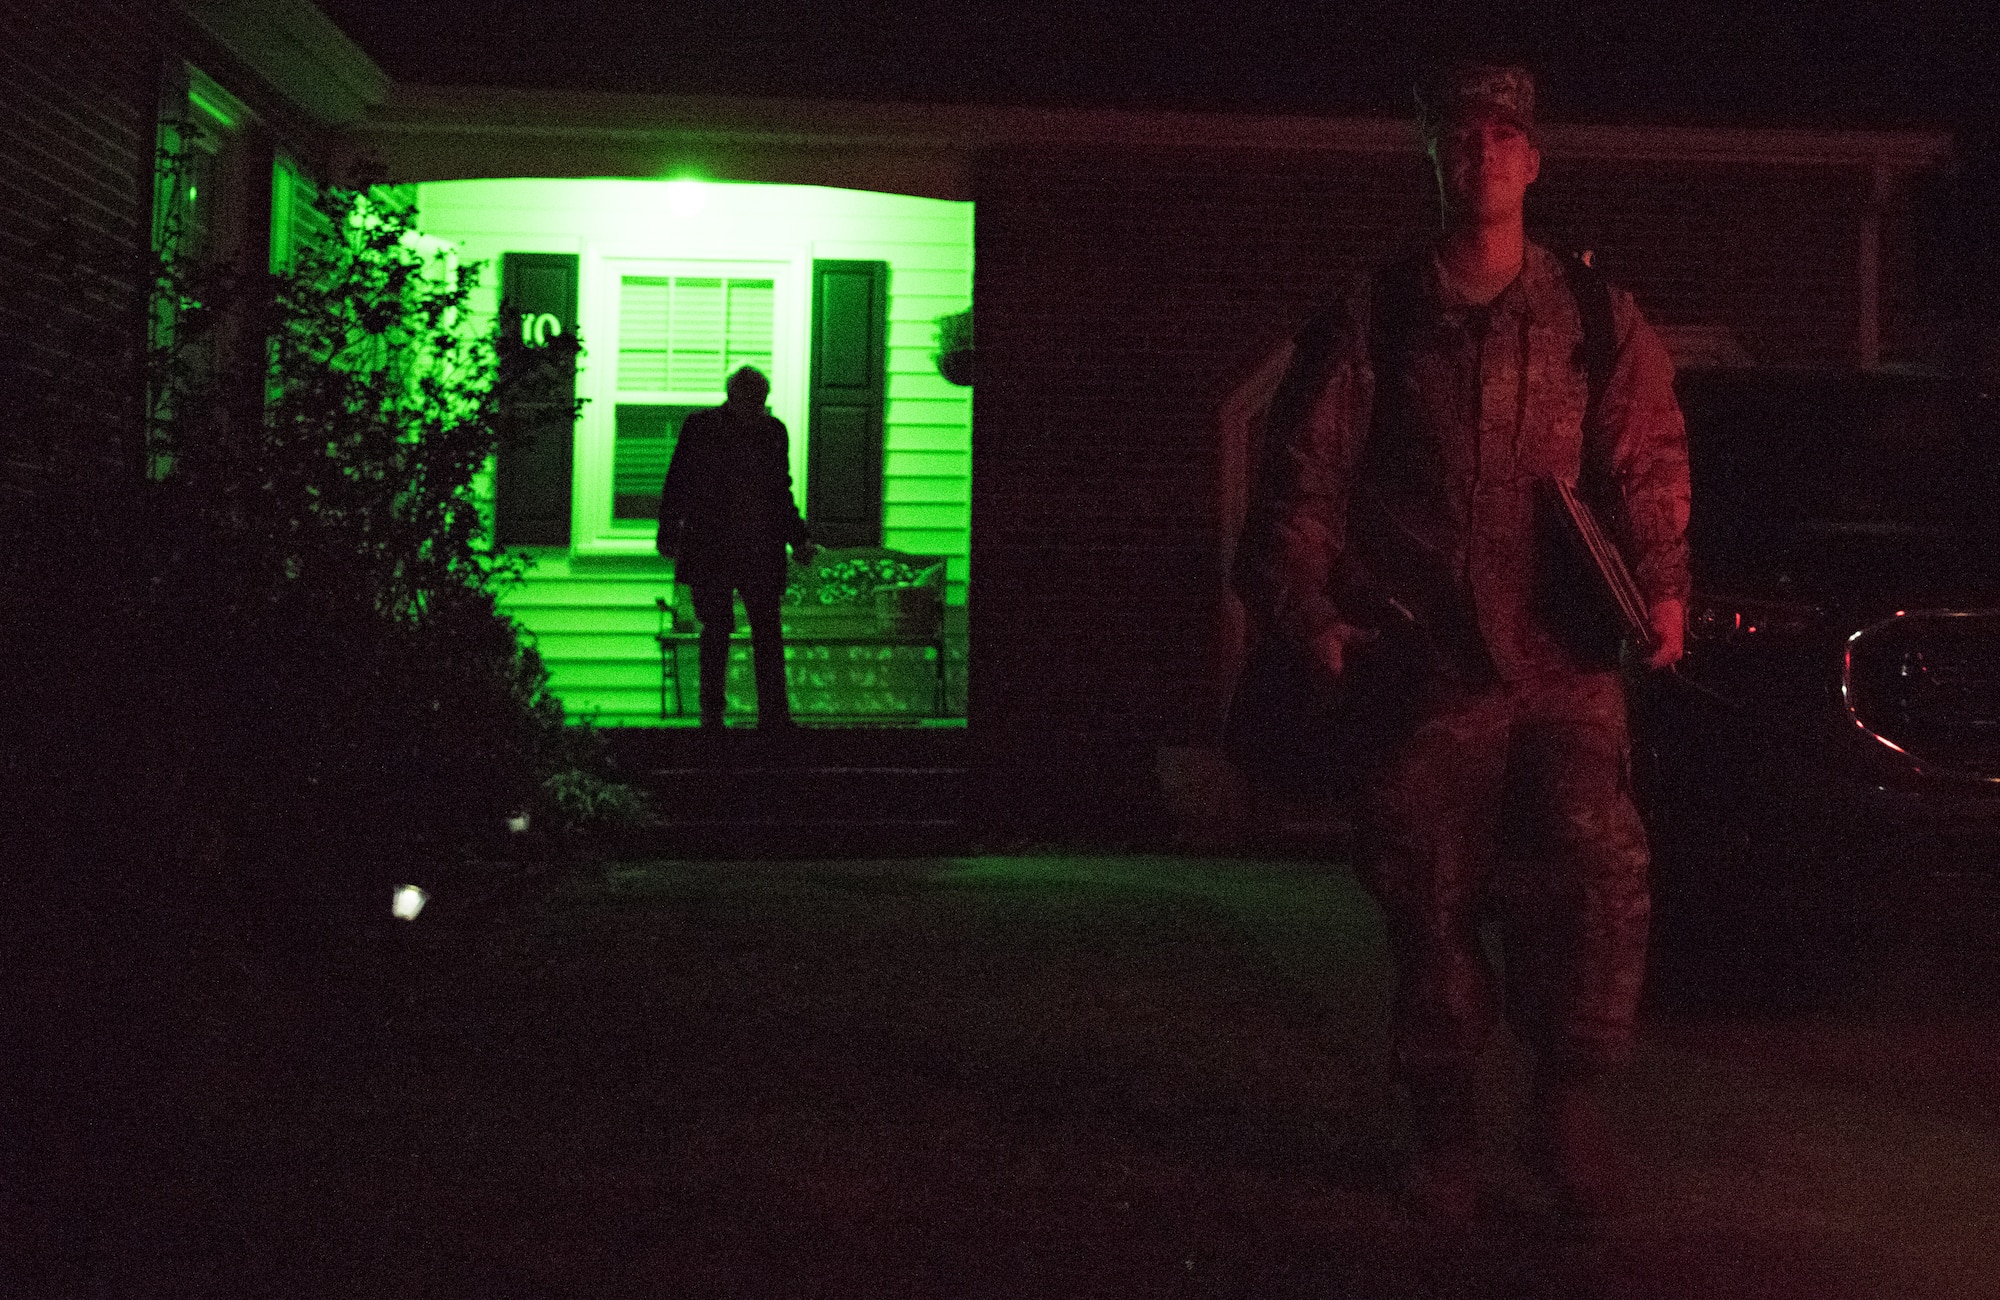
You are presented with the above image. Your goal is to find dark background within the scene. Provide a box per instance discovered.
[317,0,2000,359]
[318,0,1992,129]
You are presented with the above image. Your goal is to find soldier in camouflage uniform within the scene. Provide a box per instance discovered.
[1234,63,1691,1223]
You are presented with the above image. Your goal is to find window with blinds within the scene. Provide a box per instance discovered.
[612,274,775,520]
[154,71,252,267]
[269,154,333,273]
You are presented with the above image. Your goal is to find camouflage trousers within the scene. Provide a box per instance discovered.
[1354,669,1651,1081]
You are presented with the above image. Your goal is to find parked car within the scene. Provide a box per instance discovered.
[1635,366,2000,1004]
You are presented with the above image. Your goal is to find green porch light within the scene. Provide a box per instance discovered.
[663,178,709,219]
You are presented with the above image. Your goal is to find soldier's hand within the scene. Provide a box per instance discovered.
[1645,597,1685,669]
[1307,622,1379,681]
[790,540,819,567]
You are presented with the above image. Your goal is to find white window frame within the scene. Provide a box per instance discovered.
[573,251,806,555]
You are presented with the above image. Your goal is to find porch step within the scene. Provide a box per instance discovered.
[601,726,974,857]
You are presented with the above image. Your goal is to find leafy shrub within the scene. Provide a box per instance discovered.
[3,157,589,918]
[539,768,657,838]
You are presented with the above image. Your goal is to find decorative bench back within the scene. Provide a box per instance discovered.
[784,547,946,638]
[670,547,945,639]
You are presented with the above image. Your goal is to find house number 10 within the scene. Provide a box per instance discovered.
[520,312,563,347]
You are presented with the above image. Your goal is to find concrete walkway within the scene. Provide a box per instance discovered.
[36,854,2000,1298]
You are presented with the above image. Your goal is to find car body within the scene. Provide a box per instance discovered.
[1634,367,2000,999]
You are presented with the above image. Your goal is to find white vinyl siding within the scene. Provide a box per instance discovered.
[413,178,971,725]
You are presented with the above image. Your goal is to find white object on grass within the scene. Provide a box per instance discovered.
[392,885,428,921]
[507,812,530,834]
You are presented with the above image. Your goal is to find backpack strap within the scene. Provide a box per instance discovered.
[1271,247,1617,474]
[1239,255,1420,638]
[1259,306,1344,461]
[1260,250,1430,460]
[1556,249,1618,431]
[1364,251,1427,454]
[1366,250,1428,386]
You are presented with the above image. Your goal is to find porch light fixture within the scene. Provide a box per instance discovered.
[392,885,428,921]
[664,179,709,219]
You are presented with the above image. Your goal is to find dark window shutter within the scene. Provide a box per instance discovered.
[498,252,580,546]
[807,259,888,548]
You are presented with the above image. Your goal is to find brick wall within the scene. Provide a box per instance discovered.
[1529,157,1869,366]
[0,0,163,489]
[970,143,1929,830]
[1880,169,1957,367]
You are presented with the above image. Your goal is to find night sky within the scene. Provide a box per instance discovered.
[316,0,2000,310]
[317,0,1996,132]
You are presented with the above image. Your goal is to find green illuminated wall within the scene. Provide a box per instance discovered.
[412,178,972,725]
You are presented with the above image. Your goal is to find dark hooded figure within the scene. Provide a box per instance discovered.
[657,365,815,730]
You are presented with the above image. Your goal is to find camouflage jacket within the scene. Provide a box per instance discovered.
[1235,241,1692,684]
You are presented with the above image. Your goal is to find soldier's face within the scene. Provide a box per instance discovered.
[1435,115,1541,223]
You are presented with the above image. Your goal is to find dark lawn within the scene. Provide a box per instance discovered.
[23,855,2000,1298]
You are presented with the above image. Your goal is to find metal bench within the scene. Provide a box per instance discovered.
[654,548,949,719]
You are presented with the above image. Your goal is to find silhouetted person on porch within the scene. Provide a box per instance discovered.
[657,366,815,731]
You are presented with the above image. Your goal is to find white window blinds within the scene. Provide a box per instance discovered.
[616,275,774,395]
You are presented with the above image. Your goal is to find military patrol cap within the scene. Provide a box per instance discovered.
[1415,62,1537,149]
